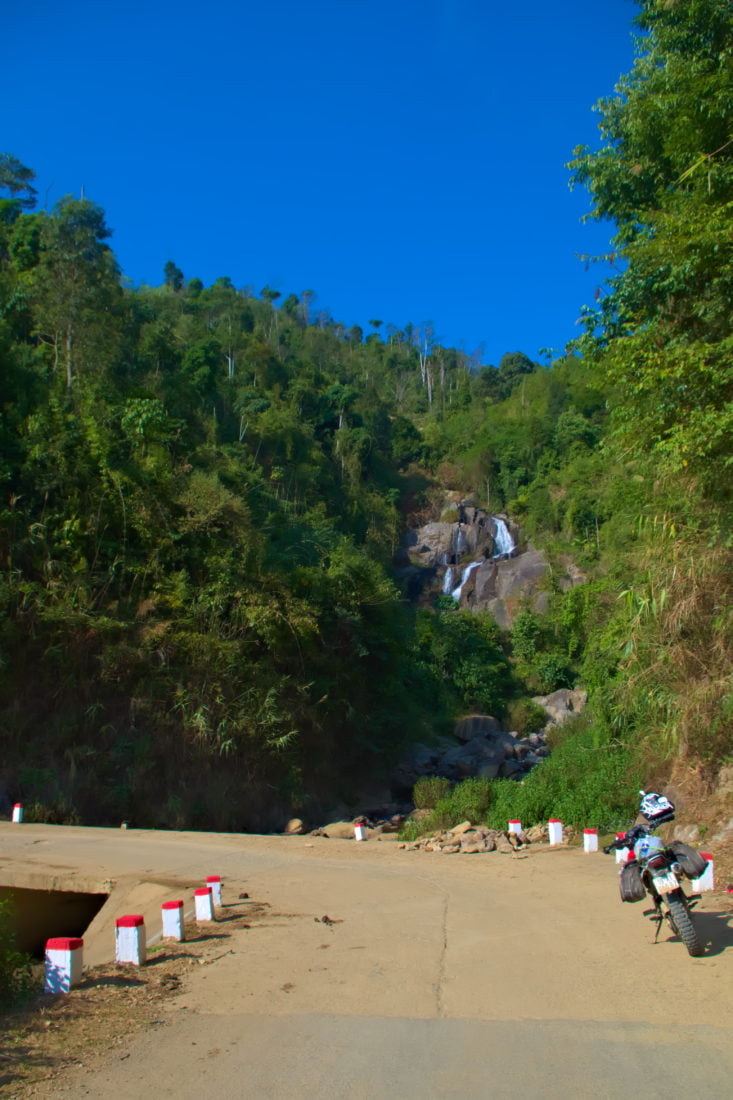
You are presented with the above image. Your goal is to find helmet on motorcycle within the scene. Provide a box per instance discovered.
[639,790,675,825]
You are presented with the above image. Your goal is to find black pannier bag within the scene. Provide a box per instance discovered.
[619,861,646,902]
[668,841,708,879]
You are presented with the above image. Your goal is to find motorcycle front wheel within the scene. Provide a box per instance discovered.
[667,894,704,956]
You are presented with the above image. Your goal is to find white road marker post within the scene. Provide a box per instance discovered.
[583,828,599,853]
[205,875,222,907]
[115,915,146,965]
[44,937,83,993]
[691,854,714,893]
[194,887,215,922]
[161,900,185,941]
[614,833,631,864]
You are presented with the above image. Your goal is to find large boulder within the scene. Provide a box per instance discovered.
[404,522,457,566]
[532,688,588,726]
[462,548,550,628]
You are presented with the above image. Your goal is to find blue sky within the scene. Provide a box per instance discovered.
[3,0,638,365]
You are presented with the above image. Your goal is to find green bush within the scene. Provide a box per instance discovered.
[505,698,547,734]
[401,776,495,837]
[413,775,453,809]
[0,899,34,1010]
[432,777,494,829]
[484,719,639,832]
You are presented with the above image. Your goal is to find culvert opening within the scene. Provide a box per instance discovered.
[0,886,109,958]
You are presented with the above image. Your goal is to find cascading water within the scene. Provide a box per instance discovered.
[442,567,456,594]
[492,517,515,558]
[451,560,481,601]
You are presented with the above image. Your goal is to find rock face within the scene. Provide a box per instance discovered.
[398,496,585,629]
[392,713,553,795]
[465,548,551,628]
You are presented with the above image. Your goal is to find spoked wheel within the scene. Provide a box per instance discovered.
[667,895,704,956]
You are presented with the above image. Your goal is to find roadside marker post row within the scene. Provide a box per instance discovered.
[44,875,226,992]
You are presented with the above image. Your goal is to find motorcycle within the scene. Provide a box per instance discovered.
[603,792,707,957]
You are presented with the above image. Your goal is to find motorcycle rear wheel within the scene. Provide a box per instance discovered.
[667,895,704,957]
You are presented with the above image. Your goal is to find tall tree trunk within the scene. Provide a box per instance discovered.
[65,324,73,389]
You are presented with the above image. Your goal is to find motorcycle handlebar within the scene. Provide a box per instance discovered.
[603,836,631,854]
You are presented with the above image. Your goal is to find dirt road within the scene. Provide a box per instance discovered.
[2,824,732,1098]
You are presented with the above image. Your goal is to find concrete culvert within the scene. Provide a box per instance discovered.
[0,885,108,958]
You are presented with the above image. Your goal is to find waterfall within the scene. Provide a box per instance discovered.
[492,517,515,558]
[451,560,481,601]
[442,566,455,594]
[455,526,467,554]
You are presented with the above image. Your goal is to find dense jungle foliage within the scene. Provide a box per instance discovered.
[0,0,730,832]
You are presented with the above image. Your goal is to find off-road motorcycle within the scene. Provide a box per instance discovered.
[603,792,708,957]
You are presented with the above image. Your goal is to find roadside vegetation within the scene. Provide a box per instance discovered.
[0,1,731,831]
[0,900,34,1010]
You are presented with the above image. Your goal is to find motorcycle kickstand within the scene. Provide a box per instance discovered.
[648,904,665,943]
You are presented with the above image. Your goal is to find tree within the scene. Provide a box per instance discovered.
[0,153,37,209]
[164,260,184,292]
[568,0,733,495]
[31,197,121,388]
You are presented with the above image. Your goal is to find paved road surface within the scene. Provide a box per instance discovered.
[1,823,731,1098]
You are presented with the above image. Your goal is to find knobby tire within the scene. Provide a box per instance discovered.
[667,895,704,957]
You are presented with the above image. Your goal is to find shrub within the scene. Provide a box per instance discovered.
[484,718,639,832]
[505,698,547,734]
[413,775,453,809]
[431,777,494,829]
[0,899,34,1010]
[401,776,495,837]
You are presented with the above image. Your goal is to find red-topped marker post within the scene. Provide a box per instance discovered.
[161,900,185,941]
[692,854,714,893]
[205,875,222,907]
[45,937,83,993]
[194,887,215,922]
[115,915,146,965]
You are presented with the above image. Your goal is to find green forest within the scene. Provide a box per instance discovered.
[0,0,731,833]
